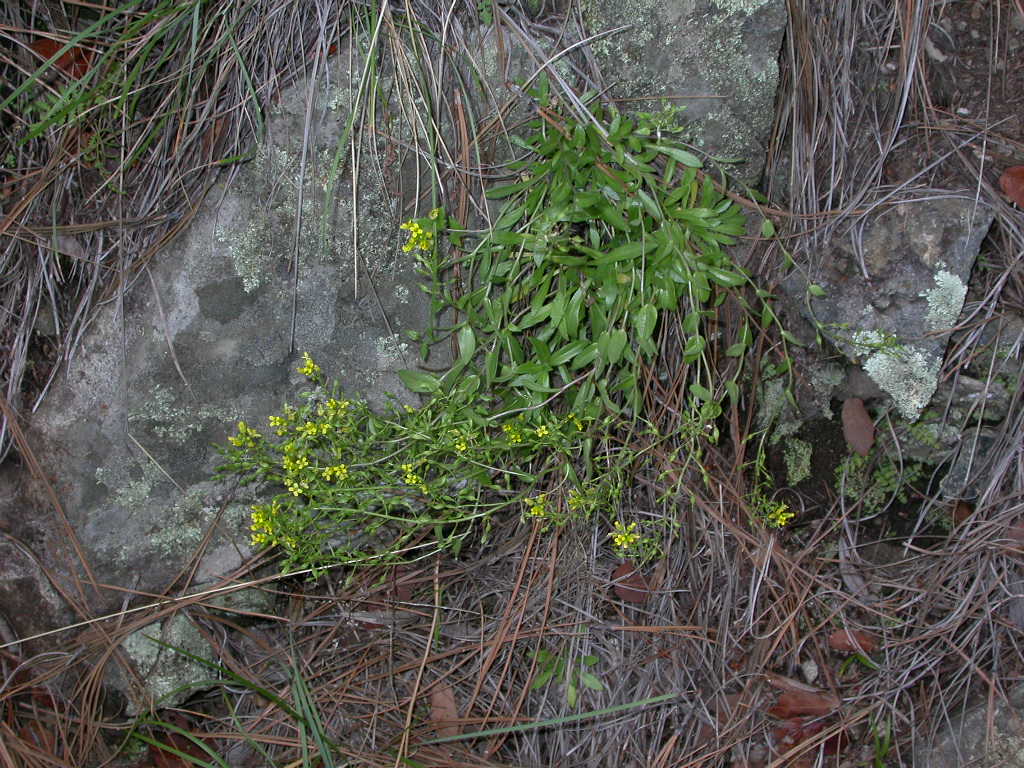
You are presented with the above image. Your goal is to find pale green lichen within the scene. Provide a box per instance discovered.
[809,364,845,419]
[119,614,213,713]
[862,345,940,420]
[129,384,233,444]
[921,269,967,331]
[96,461,163,509]
[712,0,771,12]
[217,218,275,293]
[784,438,812,486]
[374,332,409,366]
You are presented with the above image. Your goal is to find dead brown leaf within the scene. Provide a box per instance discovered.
[828,628,879,653]
[841,398,874,456]
[999,166,1024,207]
[429,684,461,739]
[611,561,650,603]
[767,690,840,719]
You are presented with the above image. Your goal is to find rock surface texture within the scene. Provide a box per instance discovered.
[784,197,994,421]
[584,0,787,184]
[0,48,431,645]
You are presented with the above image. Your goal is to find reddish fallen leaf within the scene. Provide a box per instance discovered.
[389,565,417,602]
[1006,517,1024,544]
[149,731,208,768]
[429,685,461,739]
[772,717,848,757]
[828,628,879,653]
[952,500,974,526]
[30,37,94,79]
[611,561,649,603]
[768,690,840,719]
[999,166,1024,207]
[841,398,874,456]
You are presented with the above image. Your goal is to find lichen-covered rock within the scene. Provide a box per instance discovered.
[782,197,994,421]
[921,682,1024,767]
[584,0,787,184]
[0,40,435,638]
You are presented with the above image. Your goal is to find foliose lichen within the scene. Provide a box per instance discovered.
[784,438,812,486]
[862,345,940,421]
[921,268,967,331]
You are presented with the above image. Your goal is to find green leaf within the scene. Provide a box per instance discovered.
[571,342,599,369]
[457,325,476,364]
[398,370,440,393]
[706,266,746,287]
[633,303,658,342]
[651,144,702,167]
[580,671,604,691]
[596,241,645,264]
[563,287,584,339]
[689,382,713,402]
[597,202,630,232]
[486,180,532,199]
[725,379,739,402]
[682,334,705,363]
[725,341,747,357]
[605,328,628,365]
[761,218,776,237]
[808,283,826,297]
[636,188,663,220]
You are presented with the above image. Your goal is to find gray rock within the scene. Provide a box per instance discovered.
[783,197,994,421]
[921,682,1024,767]
[583,0,787,184]
[111,614,214,715]
[2,43,433,631]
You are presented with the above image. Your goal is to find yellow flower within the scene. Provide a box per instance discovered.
[322,463,349,482]
[762,501,795,528]
[535,424,550,438]
[502,423,524,444]
[400,219,434,253]
[228,421,262,448]
[526,494,547,518]
[400,462,422,486]
[298,351,321,380]
[609,520,640,551]
[567,488,585,511]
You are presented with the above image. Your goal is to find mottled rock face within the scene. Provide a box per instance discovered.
[0,10,792,699]
[4,43,433,631]
[584,0,787,184]
[784,197,994,421]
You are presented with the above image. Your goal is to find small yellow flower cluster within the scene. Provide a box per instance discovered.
[400,220,434,253]
[282,450,311,496]
[449,430,469,453]
[609,520,640,551]
[526,494,547,518]
[502,422,524,444]
[228,421,262,448]
[283,453,309,474]
[761,500,795,528]
[400,462,422,486]
[322,463,349,482]
[567,487,585,512]
[298,420,329,439]
[250,501,281,547]
[535,424,550,438]
[323,397,351,417]
[297,351,321,380]
[268,414,289,436]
